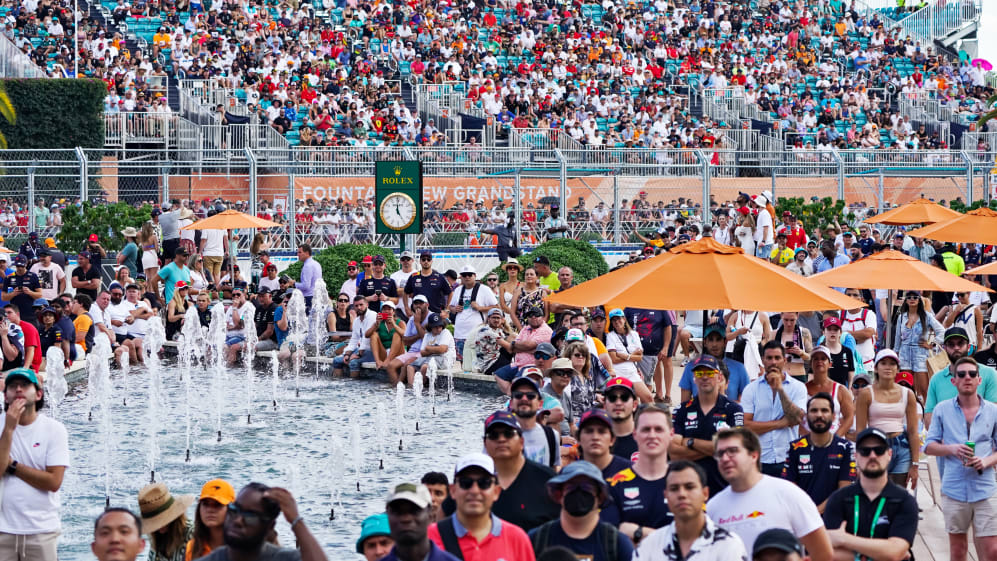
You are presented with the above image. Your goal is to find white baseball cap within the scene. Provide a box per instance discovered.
[454,452,495,476]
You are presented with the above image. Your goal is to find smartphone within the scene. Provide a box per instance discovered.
[375,289,382,296]
[786,341,796,348]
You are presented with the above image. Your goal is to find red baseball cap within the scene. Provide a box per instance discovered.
[895,371,915,388]
[823,316,843,329]
[175,280,188,289]
[88,234,99,242]
[347,261,357,267]
[361,255,373,264]
[604,377,636,396]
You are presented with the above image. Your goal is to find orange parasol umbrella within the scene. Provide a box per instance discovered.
[181,209,282,230]
[811,250,992,292]
[864,198,962,226]
[906,208,997,244]
[546,237,863,312]
[964,261,997,277]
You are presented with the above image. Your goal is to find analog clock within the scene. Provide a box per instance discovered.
[379,192,417,230]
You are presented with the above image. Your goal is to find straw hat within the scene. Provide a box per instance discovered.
[180,207,195,220]
[138,483,194,534]
[120,227,139,238]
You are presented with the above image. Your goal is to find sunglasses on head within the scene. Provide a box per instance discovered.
[856,445,889,457]
[456,475,495,490]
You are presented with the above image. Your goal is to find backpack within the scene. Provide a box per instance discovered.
[436,516,465,560]
[729,311,759,364]
[459,282,484,322]
[531,520,620,561]
[542,424,557,469]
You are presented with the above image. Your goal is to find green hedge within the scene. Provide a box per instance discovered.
[490,238,609,283]
[0,79,106,149]
[284,243,400,297]
[58,202,153,252]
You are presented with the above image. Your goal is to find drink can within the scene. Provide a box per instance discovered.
[965,441,976,466]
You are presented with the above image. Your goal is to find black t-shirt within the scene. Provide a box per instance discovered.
[358,276,398,313]
[604,466,672,530]
[823,481,918,548]
[491,459,559,532]
[672,395,744,493]
[405,271,453,313]
[624,307,670,355]
[611,433,638,463]
[782,434,855,507]
[528,521,636,561]
[974,347,997,369]
[38,323,65,356]
[254,302,276,340]
[3,272,40,321]
[828,347,855,387]
[71,266,100,300]
[56,316,77,360]
[600,455,632,481]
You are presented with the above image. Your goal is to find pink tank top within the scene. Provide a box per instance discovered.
[868,386,908,434]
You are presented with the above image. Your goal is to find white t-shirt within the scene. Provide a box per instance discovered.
[841,309,877,364]
[754,208,774,245]
[605,329,643,381]
[522,423,560,467]
[126,300,151,337]
[390,270,414,297]
[420,328,456,363]
[107,300,136,336]
[339,277,357,300]
[29,263,65,300]
[89,302,110,328]
[201,229,226,257]
[0,414,70,534]
[448,283,499,339]
[706,475,824,555]
[259,276,280,292]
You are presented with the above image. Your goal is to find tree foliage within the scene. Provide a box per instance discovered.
[284,243,400,297]
[58,202,152,252]
[775,197,854,234]
[0,79,105,149]
[490,238,609,283]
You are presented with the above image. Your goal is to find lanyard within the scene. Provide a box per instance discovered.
[853,496,887,561]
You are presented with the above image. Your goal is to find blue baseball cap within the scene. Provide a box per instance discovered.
[5,367,39,387]
[703,322,726,339]
[608,308,624,319]
[355,513,390,554]
[484,410,521,434]
[546,460,608,498]
[691,355,721,371]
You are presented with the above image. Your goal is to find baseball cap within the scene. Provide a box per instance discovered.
[521,366,544,381]
[691,355,720,371]
[484,410,521,433]
[32,298,48,308]
[5,367,39,387]
[604,376,636,396]
[175,246,189,256]
[546,460,608,497]
[347,260,358,268]
[28,231,38,240]
[257,286,271,295]
[400,250,414,259]
[851,372,872,388]
[372,254,385,264]
[944,326,970,342]
[426,313,447,329]
[486,307,503,318]
[175,280,189,289]
[753,528,805,557]
[44,238,56,248]
[703,322,726,339]
[88,234,99,242]
[578,408,613,430]
[855,427,890,447]
[412,294,429,304]
[355,514,390,553]
[534,342,556,357]
[608,308,624,319]
[12,255,26,267]
[874,348,899,366]
[362,255,373,264]
[460,265,476,275]
[896,370,915,388]
[381,300,396,309]
[511,375,542,393]
[822,316,842,329]
[454,452,495,476]
[386,483,432,509]
[810,346,832,360]
[524,307,545,318]
[419,250,433,259]
[565,328,585,342]
[533,255,551,266]
[199,479,235,505]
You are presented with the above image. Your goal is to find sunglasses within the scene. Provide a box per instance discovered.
[337,299,349,303]
[226,502,273,525]
[694,369,719,378]
[486,278,498,282]
[420,257,432,261]
[347,267,357,271]
[606,392,633,403]
[456,475,495,490]
[110,292,123,297]
[571,352,586,358]
[485,428,518,440]
[905,295,920,300]
[856,445,889,457]
[956,369,979,378]
[534,352,552,360]
[512,391,538,400]
[553,370,573,377]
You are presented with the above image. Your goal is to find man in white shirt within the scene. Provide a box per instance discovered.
[840,288,877,369]
[752,193,774,259]
[390,251,416,314]
[106,284,137,366]
[198,227,227,290]
[410,313,455,380]
[707,426,832,561]
[0,368,70,561]
[29,252,65,301]
[333,295,377,378]
[122,284,153,365]
[447,265,498,360]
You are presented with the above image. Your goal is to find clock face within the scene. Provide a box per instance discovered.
[379,193,417,230]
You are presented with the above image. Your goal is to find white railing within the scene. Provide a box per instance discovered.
[897,0,981,43]
[0,33,48,78]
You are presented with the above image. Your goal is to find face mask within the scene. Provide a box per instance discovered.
[563,489,597,517]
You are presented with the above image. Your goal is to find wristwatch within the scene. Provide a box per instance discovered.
[686,438,696,449]
[633,526,644,543]
[6,461,17,475]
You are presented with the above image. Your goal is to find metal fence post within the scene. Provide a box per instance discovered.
[161,164,170,204]
[245,147,258,214]
[75,147,89,202]
[613,175,621,245]
[695,150,711,224]
[833,150,844,201]
[878,172,885,213]
[960,151,974,203]
[27,163,35,208]
[555,149,567,212]
[513,170,522,244]
[288,169,297,250]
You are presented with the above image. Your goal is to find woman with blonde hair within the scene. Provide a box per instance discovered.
[138,482,194,561]
[605,309,654,403]
[562,338,597,421]
[497,259,522,319]
[733,208,755,257]
[165,281,189,341]
[138,221,160,284]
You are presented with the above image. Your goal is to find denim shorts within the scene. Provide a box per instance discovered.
[887,433,912,474]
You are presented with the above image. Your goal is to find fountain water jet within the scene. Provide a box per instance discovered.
[179,306,205,462]
[395,382,405,450]
[310,279,330,376]
[142,317,167,482]
[43,347,67,420]
[285,290,307,397]
[206,302,227,442]
[241,301,258,424]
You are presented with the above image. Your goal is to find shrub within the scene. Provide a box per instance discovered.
[490,238,609,283]
[58,202,152,252]
[284,243,400,297]
[0,78,106,149]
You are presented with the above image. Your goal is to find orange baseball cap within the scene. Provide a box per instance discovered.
[198,479,235,505]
